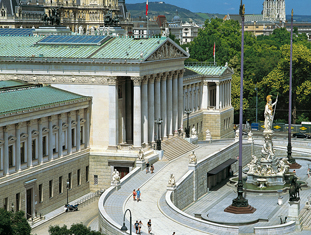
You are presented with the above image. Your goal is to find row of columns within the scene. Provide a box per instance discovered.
[108,70,184,148]
[184,82,202,112]
[1,109,90,177]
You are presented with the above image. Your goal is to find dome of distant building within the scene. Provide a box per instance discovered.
[173,15,181,22]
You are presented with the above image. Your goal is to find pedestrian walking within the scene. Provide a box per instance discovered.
[146,161,150,173]
[133,189,137,201]
[134,220,139,234]
[172,232,175,235]
[139,220,143,234]
[137,188,141,202]
[150,164,154,174]
[293,169,296,174]
[147,219,152,234]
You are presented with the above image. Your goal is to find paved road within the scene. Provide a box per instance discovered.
[31,198,99,235]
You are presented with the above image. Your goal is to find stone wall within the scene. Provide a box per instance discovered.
[174,170,194,210]
[0,150,90,216]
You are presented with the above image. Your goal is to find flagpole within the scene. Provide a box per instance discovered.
[146,0,149,38]
[214,42,215,65]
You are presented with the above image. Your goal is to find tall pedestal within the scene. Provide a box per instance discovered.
[288,200,302,230]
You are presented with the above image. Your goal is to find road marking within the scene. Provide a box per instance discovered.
[87,215,98,228]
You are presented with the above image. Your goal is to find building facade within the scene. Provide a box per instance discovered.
[263,0,286,22]
[0,80,91,219]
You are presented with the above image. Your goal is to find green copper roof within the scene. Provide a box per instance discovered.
[185,65,228,76]
[91,37,167,60]
[0,36,169,60]
[0,85,87,115]
[0,80,26,88]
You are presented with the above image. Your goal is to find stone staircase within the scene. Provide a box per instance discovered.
[162,136,198,161]
[300,205,311,230]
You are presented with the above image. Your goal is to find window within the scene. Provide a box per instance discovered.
[32,139,36,160]
[62,131,67,150]
[71,129,75,147]
[86,166,89,182]
[42,136,47,156]
[49,180,53,198]
[94,175,98,185]
[3,197,8,211]
[59,176,63,194]
[77,169,81,186]
[68,173,72,189]
[39,184,43,202]
[9,145,13,167]
[16,193,20,211]
[53,133,57,153]
[21,142,26,163]
[80,126,84,144]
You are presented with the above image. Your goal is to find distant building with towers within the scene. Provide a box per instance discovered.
[263,0,286,22]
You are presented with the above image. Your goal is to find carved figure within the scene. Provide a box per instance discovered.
[289,177,301,201]
[167,174,176,187]
[42,8,60,26]
[264,95,278,131]
[189,151,197,164]
[112,169,120,184]
[104,11,119,27]
[191,125,197,138]
[247,155,258,174]
[79,26,83,35]
[248,130,253,141]
[137,148,144,160]
[205,129,211,140]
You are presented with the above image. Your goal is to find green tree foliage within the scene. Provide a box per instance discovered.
[49,223,102,235]
[0,209,31,235]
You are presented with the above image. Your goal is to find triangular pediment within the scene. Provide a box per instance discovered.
[145,38,189,61]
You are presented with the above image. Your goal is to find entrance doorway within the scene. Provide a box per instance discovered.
[26,189,32,219]
[114,167,129,179]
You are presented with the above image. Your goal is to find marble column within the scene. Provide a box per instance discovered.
[126,79,133,144]
[202,81,208,110]
[3,126,9,176]
[172,72,178,134]
[148,76,155,143]
[216,82,220,110]
[76,111,81,151]
[58,114,63,157]
[38,119,43,164]
[155,75,161,123]
[132,77,142,147]
[178,71,184,131]
[15,124,21,171]
[167,74,173,137]
[195,84,198,111]
[229,79,232,106]
[67,112,72,154]
[48,116,53,161]
[161,74,167,139]
[85,108,90,148]
[142,77,148,144]
[108,78,118,147]
[27,121,32,168]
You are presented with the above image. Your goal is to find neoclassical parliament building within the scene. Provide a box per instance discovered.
[0,30,233,220]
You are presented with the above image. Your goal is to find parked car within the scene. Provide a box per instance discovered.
[293,132,311,139]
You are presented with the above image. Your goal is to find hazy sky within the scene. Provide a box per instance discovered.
[126,0,311,15]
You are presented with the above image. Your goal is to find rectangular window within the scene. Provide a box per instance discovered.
[53,133,57,153]
[62,131,66,150]
[21,142,26,163]
[49,180,53,198]
[77,169,81,186]
[94,175,98,185]
[16,193,20,211]
[68,173,72,189]
[59,176,63,194]
[9,145,13,167]
[86,166,89,182]
[80,126,84,144]
[39,184,43,202]
[42,136,47,156]
[71,129,75,147]
[32,139,36,160]
[3,197,8,211]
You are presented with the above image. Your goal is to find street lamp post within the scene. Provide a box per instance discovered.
[154,118,163,150]
[121,209,132,235]
[184,109,192,138]
[255,84,258,123]
[66,179,70,206]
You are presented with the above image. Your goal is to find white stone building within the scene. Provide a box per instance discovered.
[263,0,286,22]
[182,21,200,44]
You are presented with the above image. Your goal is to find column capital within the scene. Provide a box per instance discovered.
[38,118,42,125]
[178,69,185,77]
[172,71,179,79]
[15,123,21,129]
[142,76,149,85]
[3,126,7,132]
[108,77,117,85]
[76,110,80,115]
[167,71,173,80]
[215,81,220,86]
[58,114,62,119]
[161,72,168,81]
[154,74,162,82]
[203,80,209,86]
[67,112,71,117]
[27,120,32,127]
[131,76,142,86]
[48,116,52,121]
[148,75,155,83]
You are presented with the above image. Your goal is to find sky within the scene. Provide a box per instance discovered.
[126,0,311,15]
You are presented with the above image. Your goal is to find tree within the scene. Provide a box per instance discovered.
[49,223,101,235]
[0,209,31,235]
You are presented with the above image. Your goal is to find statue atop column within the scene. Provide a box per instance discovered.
[264,95,278,131]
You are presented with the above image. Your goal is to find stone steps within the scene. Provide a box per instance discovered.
[300,206,311,229]
[162,136,197,161]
